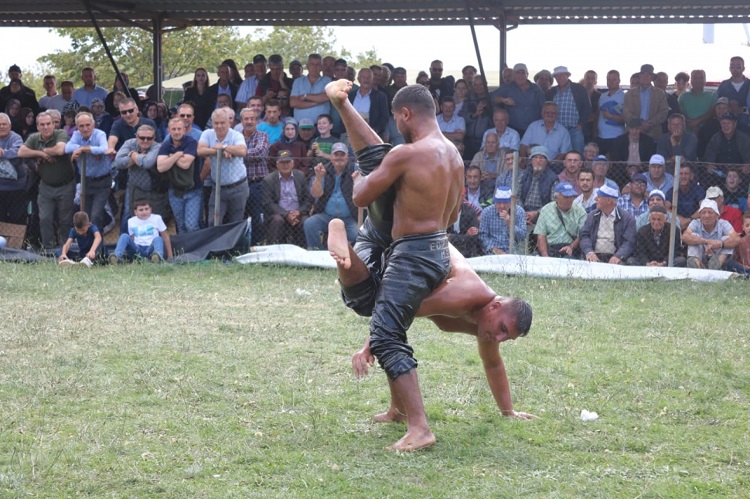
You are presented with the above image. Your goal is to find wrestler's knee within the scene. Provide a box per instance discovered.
[340,275,377,317]
[369,334,417,380]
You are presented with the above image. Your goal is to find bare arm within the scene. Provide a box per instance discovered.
[477,338,535,419]
[351,150,405,207]
[160,231,173,259]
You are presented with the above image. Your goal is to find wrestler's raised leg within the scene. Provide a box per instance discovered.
[325,79,383,152]
[328,218,369,283]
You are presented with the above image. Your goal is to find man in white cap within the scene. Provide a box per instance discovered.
[546,66,591,153]
[644,154,674,193]
[682,199,740,269]
[479,186,527,255]
[534,182,587,258]
[518,145,558,224]
[579,184,637,264]
[491,63,545,137]
[305,142,357,249]
[635,189,678,230]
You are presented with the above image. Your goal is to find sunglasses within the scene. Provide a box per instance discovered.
[137,136,155,141]
[120,108,136,115]
[179,113,193,118]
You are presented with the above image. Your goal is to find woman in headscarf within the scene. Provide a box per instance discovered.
[268,117,309,175]
[90,98,113,135]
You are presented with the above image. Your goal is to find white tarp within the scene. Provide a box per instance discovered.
[235,245,735,282]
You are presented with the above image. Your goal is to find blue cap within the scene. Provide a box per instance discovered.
[493,186,512,203]
[554,182,578,197]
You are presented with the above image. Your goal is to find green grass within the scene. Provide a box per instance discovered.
[1,262,749,497]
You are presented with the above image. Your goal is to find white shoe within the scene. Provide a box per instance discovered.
[80,257,94,267]
[59,259,76,268]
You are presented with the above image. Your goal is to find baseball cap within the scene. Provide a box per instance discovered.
[277,150,294,161]
[493,186,512,203]
[593,155,608,161]
[554,182,578,197]
[513,63,528,73]
[627,117,643,128]
[720,112,738,121]
[596,184,620,199]
[699,199,720,215]
[331,142,348,154]
[632,173,648,184]
[289,60,302,68]
[298,118,315,129]
[649,154,666,166]
[393,67,406,75]
[706,186,724,199]
[649,189,666,200]
[716,97,729,106]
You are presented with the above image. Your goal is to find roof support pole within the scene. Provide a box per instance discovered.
[499,13,507,76]
[83,1,128,95]
[465,1,485,80]
[153,14,164,105]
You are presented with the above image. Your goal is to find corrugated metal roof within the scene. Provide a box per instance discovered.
[1,1,748,28]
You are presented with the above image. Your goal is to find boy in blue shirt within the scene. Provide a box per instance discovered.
[59,211,103,267]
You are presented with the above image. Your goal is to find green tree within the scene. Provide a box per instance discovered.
[38,25,380,91]
[234,26,381,70]
[40,27,252,88]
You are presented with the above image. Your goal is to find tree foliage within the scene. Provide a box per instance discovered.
[40,27,251,88]
[38,25,381,89]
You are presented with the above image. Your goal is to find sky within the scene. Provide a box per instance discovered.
[1,23,749,86]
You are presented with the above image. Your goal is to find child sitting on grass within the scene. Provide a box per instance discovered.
[59,211,103,267]
[110,199,172,264]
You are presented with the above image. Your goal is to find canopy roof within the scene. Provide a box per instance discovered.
[2,1,749,28]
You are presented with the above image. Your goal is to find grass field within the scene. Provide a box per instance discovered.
[1,262,749,497]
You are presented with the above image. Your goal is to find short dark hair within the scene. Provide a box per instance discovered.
[578,166,594,178]
[73,211,89,229]
[134,199,151,209]
[268,54,283,65]
[743,210,750,221]
[317,114,332,124]
[265,99,280,109]
[392,84,436,116]
[508,297,533,337]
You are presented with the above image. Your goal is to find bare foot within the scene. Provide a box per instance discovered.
[325,79,353,107]
[327,218,351,269]
[373,409,406,424]
[386,428,436,452]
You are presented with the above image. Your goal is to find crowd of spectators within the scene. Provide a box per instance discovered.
[0,54,749,274]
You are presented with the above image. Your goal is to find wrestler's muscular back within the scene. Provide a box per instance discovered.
[388,132,465,239]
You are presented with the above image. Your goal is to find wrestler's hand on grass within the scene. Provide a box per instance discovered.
[352,348,374,379]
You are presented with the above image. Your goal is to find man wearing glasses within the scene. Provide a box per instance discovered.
[176,103,203,141]
[107,98,161,155]
[113,124,167,224]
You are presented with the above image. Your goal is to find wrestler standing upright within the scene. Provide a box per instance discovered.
[325,79,465,451]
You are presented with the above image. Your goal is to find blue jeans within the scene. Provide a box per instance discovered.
[304,213,358,249]
[726,260,750,277]
[114,233,165,259]
[169,187,203,234]
[567,126,585,154]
